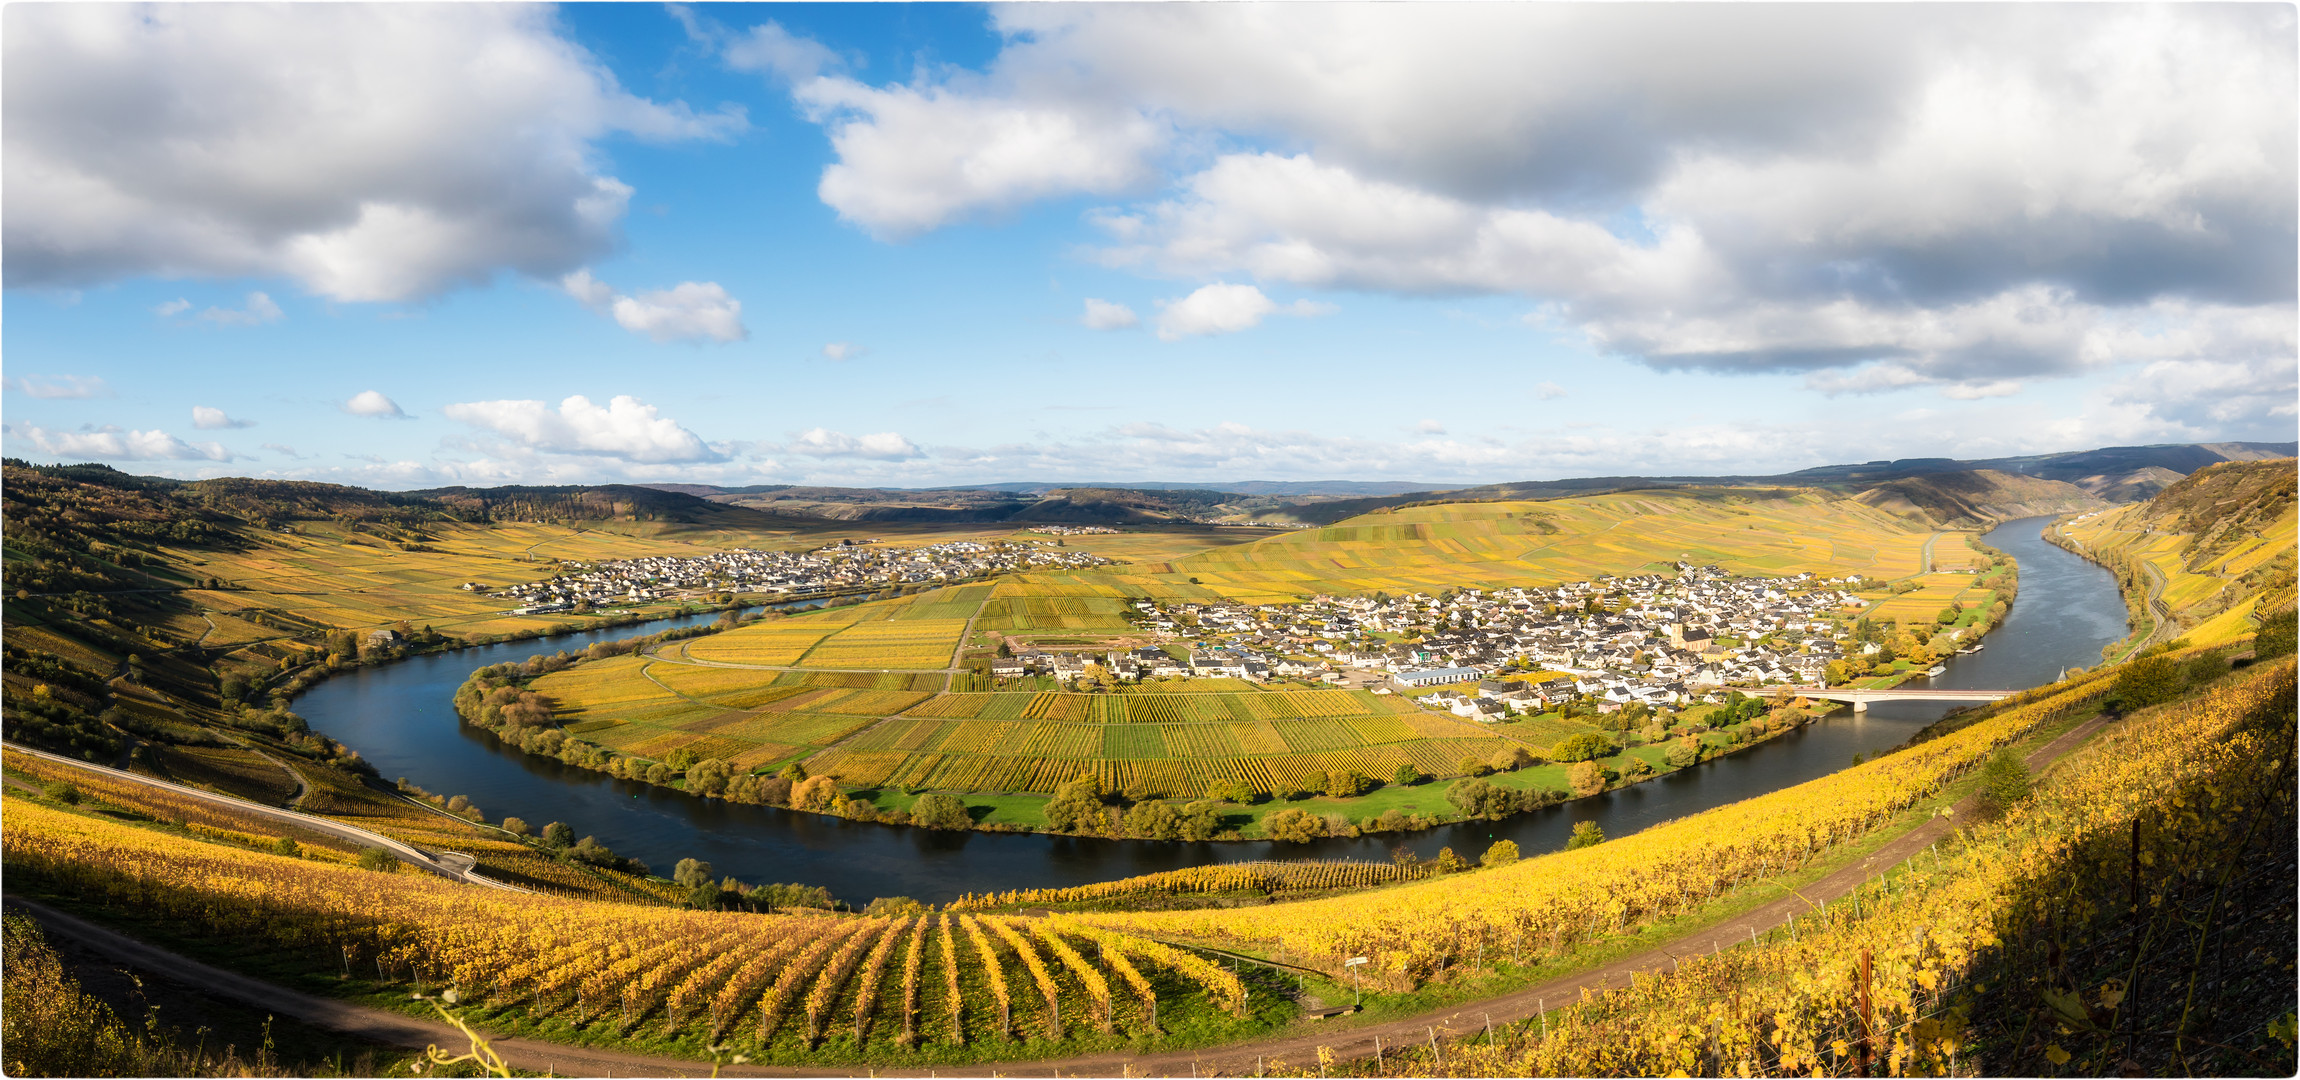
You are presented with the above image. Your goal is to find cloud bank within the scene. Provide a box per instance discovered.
[5,4,741,302]
[759,5,2293,417]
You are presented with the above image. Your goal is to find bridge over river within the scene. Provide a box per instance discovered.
[1784,686,2017,712]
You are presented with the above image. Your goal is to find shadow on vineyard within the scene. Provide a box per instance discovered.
[1957,653,2298,1076]
[1281,651,2296,1078]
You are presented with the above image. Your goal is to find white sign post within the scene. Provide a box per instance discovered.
[1344,955,1369,1007]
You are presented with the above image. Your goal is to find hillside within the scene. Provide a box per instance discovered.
[2058,457,2297,652]
[1849,469,2105,526]
[1259,442,2295,524]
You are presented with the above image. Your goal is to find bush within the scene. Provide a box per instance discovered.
[910,792,971,830]
[540,821,575,849]
[2112,655,2184,710]
[1553,732,1618,762]
[1124,799,1184,840]
[1482,839,1521,868]
[1392,763,1424,787]
[1323,769,1372,798]
[42,781,79,805]
[1568,760,1606,797]
[864,896,927,917]
[270,836,301,858]
[1565,820,1606,850]
[1043,777,1109,833]
[1664,737,1702,769]
[500,816,531,837]
[355,846,396,872]
[1262,807,1325,843]
[2256,606,2297,659]
[1978,749,2031,814]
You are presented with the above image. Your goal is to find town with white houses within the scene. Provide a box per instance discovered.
[995,564,1888,720]
[475,539,1114,614]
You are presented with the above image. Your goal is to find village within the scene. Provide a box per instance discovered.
[477,539,1114,614]
[991,563,1907,720]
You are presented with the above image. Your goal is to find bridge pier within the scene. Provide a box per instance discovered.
[1852,699,1866,713]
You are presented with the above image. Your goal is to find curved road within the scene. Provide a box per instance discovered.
[3,743,526,893]
[11,712,2111,1077]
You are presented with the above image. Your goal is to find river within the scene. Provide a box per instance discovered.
[296,517,2127,905]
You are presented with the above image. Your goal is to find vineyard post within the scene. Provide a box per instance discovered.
[1374,1036,1382,1072]
[1856,947,1875,1077]
[1428,1025,1442,1068]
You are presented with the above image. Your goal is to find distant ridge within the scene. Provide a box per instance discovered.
[10,441,2286,531]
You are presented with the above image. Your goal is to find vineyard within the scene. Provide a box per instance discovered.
[947,860,1438,911]
[998,489,1934,605]
[1,748,650,899]
[535,641,1526,799]
[2,796,1278,1064]
[1387,656,2297,1078]
[1080,664,2132,988]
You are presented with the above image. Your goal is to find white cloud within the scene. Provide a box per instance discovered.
[1534,382,1568,400]
[442,394,721,464]
[1081,298,1138,330]
[343,390,409,419]
[1414,419,1448,435]
[562,270,747,344]
[1939,381,2023,401]
[260,442,303,459]
[776,5,2292,415]
[788,428,924,461]
[5,4,743,301]
[191,406,255,430]
[152,298,191,317]
[1155,283,1331,341]
[195,291,282,327]
[1,374,112,399]
[722,21,842,84]
[794,75,1164,238]
[5,423,234,462]
[822,342,865,362]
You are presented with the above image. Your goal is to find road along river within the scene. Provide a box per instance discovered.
[296,517,2126,905]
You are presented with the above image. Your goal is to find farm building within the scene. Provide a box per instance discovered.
[1392,666,1482,689]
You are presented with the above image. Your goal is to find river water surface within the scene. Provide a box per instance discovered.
[297,517,2126,904]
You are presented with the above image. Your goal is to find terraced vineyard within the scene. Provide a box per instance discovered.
[2059,459,2297,651]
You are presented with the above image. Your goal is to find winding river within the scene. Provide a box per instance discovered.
[297,517,2127,904]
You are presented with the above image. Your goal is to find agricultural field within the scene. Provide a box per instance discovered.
[535,486,1942,803]
[1007,487,1932,606]
[806,687,1518,799]
[1003,526,1289,565]
[1855,571,2002,625]
[676,584,984,671]
[975,587,1138,635]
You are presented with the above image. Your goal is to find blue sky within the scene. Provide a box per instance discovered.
[4,4,2293,489]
